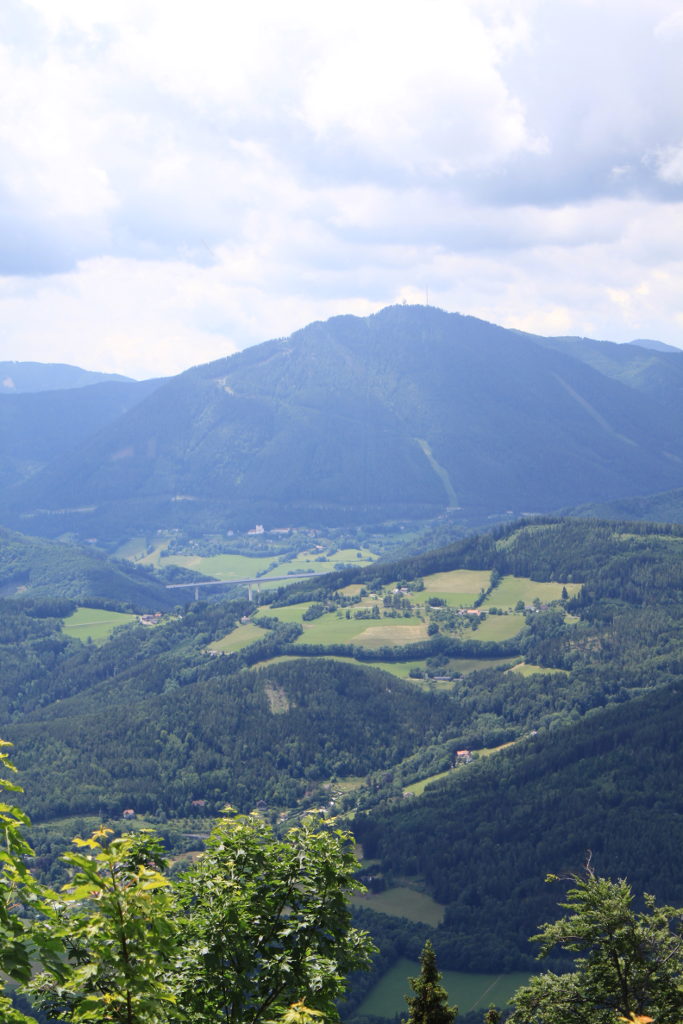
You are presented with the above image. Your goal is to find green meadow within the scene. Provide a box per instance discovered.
[358,957,531,1017]
[379,568,581,612]
[208,622,265,653]
[132,545,377,587]
[351,887,445,927]
[482,574,581,609]
[61,606,137,644]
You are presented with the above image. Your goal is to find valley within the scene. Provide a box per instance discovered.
[4,514,683,1020]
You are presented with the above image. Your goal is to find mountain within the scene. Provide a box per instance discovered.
[628,338,682,353]
[0,377,166,492]
[3,305,683,541]
[528,331,683,405]
[0,360,133,393]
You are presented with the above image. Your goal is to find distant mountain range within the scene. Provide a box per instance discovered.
[3,305,683,541]
[0,360,133,393]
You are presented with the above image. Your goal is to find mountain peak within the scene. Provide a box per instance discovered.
[627,338,682,353]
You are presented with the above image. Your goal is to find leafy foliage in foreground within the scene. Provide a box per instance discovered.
[1,739,374,1024]
[510,870,683,1024]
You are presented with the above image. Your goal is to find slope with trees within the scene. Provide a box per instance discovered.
[5,306,683,541]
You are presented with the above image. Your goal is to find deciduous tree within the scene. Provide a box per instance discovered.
[510,866,683,1024]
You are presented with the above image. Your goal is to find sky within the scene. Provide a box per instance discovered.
[1,0,683,379]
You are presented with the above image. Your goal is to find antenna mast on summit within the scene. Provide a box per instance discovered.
[426,286,429,306]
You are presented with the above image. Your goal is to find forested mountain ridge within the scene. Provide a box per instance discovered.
[0,525,202,608]
[0,377,165,492]
[528,331,683,408]
[4,305,683,541]
[0,360,133,392]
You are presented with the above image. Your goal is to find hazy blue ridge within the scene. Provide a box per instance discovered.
[3,305,683,540]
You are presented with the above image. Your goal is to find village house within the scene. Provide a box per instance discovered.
[139,613,162,626]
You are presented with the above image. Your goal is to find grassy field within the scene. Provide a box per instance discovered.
[62,606,137,644]
[245,653,514,683]
[417,569,491,597]
[358,957,531,1016]
[266,602,521,649]
[208,622,265,653]
[472,613,523,642]
[381,570,578,614]
[353,622,430,648]
[150,546,377,587]
[507,662,567,678]
[350,887,445,927]
[115,536,148,560]
[404,770,453,796]
[484,575,581,609]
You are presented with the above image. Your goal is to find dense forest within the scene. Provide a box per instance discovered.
[349,684,683,997]
[0,526,206,608]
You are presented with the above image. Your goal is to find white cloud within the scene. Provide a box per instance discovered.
[656,143,683,184]
[0,0,683,372]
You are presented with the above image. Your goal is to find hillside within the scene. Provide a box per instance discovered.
[563,487,683,525]
[0,360,133,392]
[5,514,683,1016]
[0,377,165,491]
[0,526,199,609]
[3,305,683,541]
[528,331,683,408]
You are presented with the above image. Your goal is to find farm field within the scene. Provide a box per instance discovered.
[350,887,445,927]
[353,622,430,648]
[62,606,137,644]
[264,600,520,648]
[483,574,581,609]
[208,622,264,653]
[138,546,377,585]
[262,603,426,647]
[472,613,524,642]
[358,958,531,1017]
[390,571,581,612]
[241,652,513,683]
[115,536,148,560]
[417,568,491,597]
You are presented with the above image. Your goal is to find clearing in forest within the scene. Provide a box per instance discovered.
[359,959,531,1017]
[62,607,137,644]
[351,886,445,927]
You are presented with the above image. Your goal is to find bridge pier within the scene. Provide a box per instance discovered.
[248,583,253,602]
[195,585,199,600]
